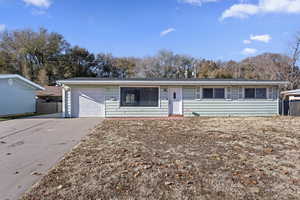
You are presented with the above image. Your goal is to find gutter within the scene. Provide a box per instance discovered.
[57,80,289,86]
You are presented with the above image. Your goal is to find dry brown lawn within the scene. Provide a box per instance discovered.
[22,117,300,200]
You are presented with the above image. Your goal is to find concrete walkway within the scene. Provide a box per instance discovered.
[0,116,102,200]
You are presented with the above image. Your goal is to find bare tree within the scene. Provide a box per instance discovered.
[288,31,300,89]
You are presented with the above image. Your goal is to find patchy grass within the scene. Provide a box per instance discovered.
[22,117,300,200]
[0,113,43,122]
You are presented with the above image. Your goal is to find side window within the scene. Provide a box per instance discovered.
[215,88,225,99]
[256,88,267,99]
[203,88,214,99]
[245,88,267,99]
[203,88,225,99]
[245,88,255,99]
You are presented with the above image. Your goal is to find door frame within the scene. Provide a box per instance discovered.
[168,87,183,116]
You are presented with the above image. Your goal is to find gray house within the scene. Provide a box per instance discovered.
[57,78,287,118]
[0,74,44,116]
[281,89,300,116]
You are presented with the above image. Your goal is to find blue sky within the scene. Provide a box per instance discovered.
[0,0,300,61]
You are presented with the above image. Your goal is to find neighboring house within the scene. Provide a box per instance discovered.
[0,74,44,116]
[36,86,62,114]
[37,86,62,102]
[281,89,300,116]
[281,89,300,101]
[57,78,288,118]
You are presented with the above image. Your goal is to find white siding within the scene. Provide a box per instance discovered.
[64,85,169,118]
[0,78,36,116]
[183,87,279,116]
[63,85,281,118]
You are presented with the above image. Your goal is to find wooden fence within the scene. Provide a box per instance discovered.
[36,101,62,114]
[289,101,300,116]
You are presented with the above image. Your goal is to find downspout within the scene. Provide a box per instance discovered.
[62,85,66,118]
[281,94,285,116]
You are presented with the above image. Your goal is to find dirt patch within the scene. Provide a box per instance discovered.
[22,117,300,200]
[8,141,24,148]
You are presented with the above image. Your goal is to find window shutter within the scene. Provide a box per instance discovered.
[195,88,200,99]
[233,87,239,100]
[268,88,273,99]
[226,87,232,99]
[229,87,242,100]
[238,87,243,99]
[272,87,278,99]
[196,88,202,99]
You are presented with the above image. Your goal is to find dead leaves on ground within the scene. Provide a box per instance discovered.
[22,117,300,200]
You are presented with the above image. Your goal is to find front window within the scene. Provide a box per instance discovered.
[215,88,225,98]
[203,88,225,99]
[245,88,255,98]
[256,88,267,99]
[245,88,267,99]
[203,88,213,98]
[120,87,159,107]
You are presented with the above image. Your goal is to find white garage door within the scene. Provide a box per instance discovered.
[71,88,105,117]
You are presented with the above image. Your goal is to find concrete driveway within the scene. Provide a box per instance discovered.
[0,115,102,200]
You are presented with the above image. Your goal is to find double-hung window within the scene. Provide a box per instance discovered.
[245,88,267,99]
[202,88,225,99]
[120,87,159,107]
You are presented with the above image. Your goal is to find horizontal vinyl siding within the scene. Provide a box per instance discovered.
[64,85,280,118]
[105,101,168,117]
[0,78,36,116]
[183,88,196,100]
[183,87,278,117]
[105,86,169,117]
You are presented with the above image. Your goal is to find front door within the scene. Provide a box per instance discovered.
[169,88,182,115]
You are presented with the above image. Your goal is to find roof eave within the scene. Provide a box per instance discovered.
[1,75,45,90]
[57,80,289,86]
[18,75,45,90]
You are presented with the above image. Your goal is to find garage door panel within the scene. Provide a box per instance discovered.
[72,88,104,117]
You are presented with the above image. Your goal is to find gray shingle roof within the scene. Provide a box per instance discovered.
[63,77,286,82]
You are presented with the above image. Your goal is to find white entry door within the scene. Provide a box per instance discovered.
[71,88,105,117]
[169,88,182,115]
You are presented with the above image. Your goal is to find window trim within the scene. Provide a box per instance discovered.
[119,86,160,108]
[195,87,202,100]
[244,87,267,99]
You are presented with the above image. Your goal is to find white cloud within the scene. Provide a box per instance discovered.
[243,39,252,44]
[243,34,272,44]
[221,0,300,20]
[0,24,6,32]
[23,0,51,8]
[250,34,271,43]
[160,28,176,37]
[31,9,47,15]
[242,47,257,55]
[221,4,259,19]
[180,0,219,6]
